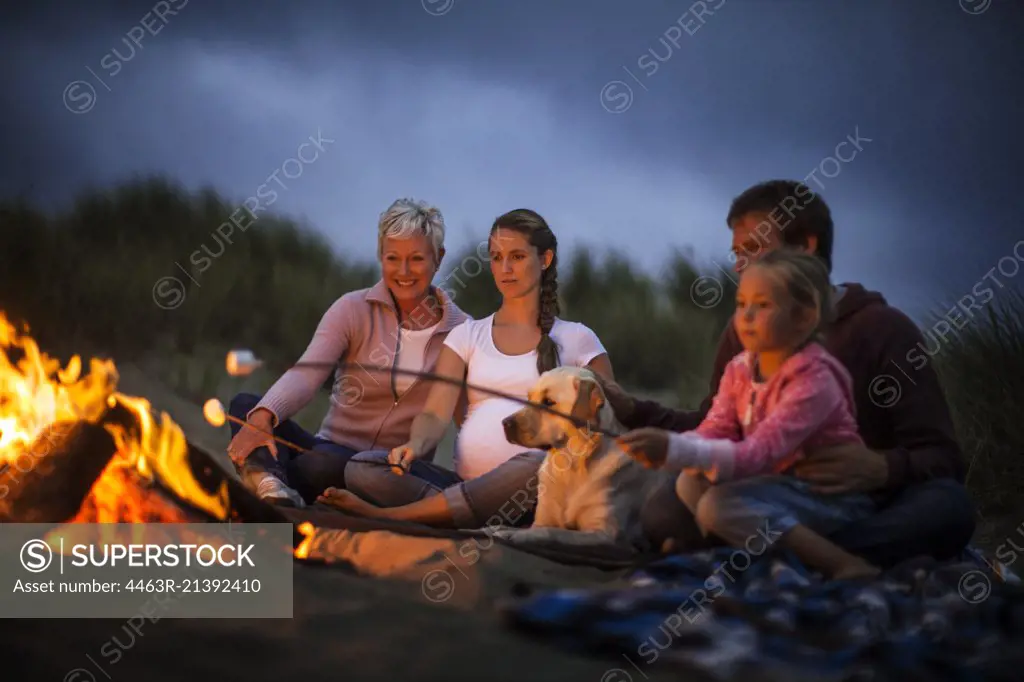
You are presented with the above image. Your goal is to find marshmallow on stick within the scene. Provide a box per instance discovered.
[226,349,262,376]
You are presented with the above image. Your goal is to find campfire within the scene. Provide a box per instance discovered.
[0,313,301,544]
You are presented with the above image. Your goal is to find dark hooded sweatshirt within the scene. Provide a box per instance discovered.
[623,282,967,494]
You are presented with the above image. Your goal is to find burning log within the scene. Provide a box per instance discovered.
[0,392,301,531]
[68,438,306,546]
[1,420,110,522]
[72,463,209,523]
[1,403,304,540]
[0,313,307,548]
[0,401,139,523]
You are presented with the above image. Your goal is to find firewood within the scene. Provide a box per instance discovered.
[0,409,125,523]
[0,395,304,547]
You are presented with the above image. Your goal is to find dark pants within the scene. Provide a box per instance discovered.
[228,393,360,504]
[344,450,541,528]
[344,450,466,507]
[640,471,976,568]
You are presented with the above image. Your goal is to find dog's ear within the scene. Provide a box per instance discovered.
[570,377,605,427]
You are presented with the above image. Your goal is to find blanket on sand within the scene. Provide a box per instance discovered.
[282,505,657,569]
[287,516,646,610]
[501,546,1024,681]
[279,507,1024,679]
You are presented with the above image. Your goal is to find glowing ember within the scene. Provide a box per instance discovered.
[0,313,230,522]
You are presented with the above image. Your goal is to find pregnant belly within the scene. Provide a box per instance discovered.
[455,398,528,480]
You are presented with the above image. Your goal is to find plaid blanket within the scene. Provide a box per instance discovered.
[502,546,1024,681]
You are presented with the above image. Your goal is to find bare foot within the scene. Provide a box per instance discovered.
[317,488,386,517]
[833,560,881,581]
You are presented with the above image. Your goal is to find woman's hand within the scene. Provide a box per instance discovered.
[226,409,277,467]
[387,442,423,474]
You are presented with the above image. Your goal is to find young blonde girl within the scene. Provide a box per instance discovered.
[622,249,879,580]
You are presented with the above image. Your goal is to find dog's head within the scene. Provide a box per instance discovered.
[502,367,614,450]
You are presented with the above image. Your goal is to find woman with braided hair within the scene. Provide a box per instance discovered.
[321,209,615,524]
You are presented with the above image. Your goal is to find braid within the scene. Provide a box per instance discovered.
[536,261,561,374]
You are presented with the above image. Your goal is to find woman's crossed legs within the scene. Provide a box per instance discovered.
[320,450,546,529]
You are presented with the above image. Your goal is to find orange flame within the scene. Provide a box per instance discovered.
[0,316,116,455]
[294,521,316,560]
[0,313,229,521]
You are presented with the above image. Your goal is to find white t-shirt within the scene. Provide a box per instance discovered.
[442,314,608,480]
[395,322,440,396]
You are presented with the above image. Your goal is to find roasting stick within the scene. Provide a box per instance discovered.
[221,350,618,436]
[202,399,405,474]
[204,349,617,476]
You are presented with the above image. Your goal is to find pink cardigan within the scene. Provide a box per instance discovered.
[252,280,470,456]
[668,343,863,481]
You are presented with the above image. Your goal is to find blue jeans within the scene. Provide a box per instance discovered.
[228,393,359,504]
[675,473,877,548]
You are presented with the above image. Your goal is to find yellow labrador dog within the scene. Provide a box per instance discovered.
[495,366,659,558]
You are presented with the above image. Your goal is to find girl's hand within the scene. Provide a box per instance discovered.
[617,428,672,469]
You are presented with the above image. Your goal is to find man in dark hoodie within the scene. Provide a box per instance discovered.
[607,179,975,567]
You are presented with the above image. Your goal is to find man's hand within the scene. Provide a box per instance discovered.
[617,428,671,469]
[594,375,636,424]
[792,442,889,494]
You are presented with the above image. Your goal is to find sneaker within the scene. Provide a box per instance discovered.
[251,472,306,508]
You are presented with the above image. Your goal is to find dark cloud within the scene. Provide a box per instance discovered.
[2,0,1022,316]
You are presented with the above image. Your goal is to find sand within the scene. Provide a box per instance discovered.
[3,364,711,682]
[16,363,1011,681]
[6,559,704,682]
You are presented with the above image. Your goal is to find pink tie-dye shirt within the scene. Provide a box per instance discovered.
[667,342,863,482]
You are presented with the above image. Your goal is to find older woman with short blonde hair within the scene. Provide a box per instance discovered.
[225,198,470,506]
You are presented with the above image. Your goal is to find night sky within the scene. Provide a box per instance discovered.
[2,0,1022,320]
